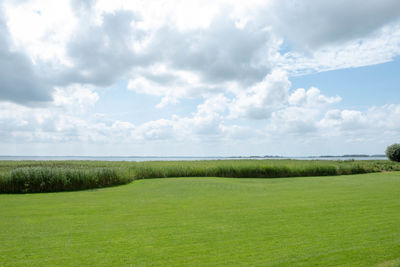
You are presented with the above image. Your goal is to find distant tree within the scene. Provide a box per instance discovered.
[386,144,400,162]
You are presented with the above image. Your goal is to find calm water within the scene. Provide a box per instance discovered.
[0,156,387,161]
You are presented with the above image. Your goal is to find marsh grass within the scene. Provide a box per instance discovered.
[132,159,397,179]
[0,159,399,193]
[0,167,132,193]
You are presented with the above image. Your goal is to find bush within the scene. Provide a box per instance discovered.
[386,144,400,162]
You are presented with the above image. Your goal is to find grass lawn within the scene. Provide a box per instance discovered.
[1,172,400,266]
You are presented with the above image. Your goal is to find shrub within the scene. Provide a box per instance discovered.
[386,144,400,162]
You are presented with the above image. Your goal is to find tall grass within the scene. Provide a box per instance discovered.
[0,167,132,193]
[0,159,399,193]
[134,162,339,179]
[132,159,399,179]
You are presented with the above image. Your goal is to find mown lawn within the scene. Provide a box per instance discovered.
[1,172,400,266]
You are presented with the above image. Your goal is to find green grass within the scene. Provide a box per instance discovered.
[1,172,400,266]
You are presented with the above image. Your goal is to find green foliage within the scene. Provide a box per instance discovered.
[1,159,400,193]
[386,143,400,162]
[132,159,399,179]
[0,167,132,193]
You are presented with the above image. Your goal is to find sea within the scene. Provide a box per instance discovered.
[0,156,388,161]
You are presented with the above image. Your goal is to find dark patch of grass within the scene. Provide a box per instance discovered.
[133,164,338,178]
[0,167,132,193]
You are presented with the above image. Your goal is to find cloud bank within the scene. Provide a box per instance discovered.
[0,0,400,155]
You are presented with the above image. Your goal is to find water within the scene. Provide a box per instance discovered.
[0,156,387,161]
[0,156,238,161]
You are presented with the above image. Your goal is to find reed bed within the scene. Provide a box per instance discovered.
[132,159,399,179]
[0,167,132,193]
[0,159,399,193]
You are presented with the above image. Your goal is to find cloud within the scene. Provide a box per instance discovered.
[0,84,226,144]
[149,9,274,86]
[319,105,400,135]
[229,70,291,119]
[269,106,319,134]
[265,86,340,134]
[278,23,400,74]
[126,6,280,107]
[59,9,148,86]
[136,119,175,140]
[127,66,220,108]
[1,0,400,156]
[4,0,76,64]
[134,94,229,140]
[288,87,341,107]
[53,84,99,113]
[257,86,343,135]
[70,0,96,13]
[319,110,367,132]
[270,0,400,50]
[3,0,400,108]
[0,7,52,104]
[0,78,399,156]
[181,94,228,136]
[0,84,99,142]
[48,3,278,110]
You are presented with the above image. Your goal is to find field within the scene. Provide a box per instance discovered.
[1,171,400,266]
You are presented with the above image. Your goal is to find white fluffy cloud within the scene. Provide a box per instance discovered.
[288,87,341,107]
[269,107,319,134]
[268,85,342,134]
[319,105,400,136]
[127,65,223,107]
[2,0,400,105]
[1,80,399,155]
[1,0,400,155]
[53,85,99,113]
[229,70,291,119]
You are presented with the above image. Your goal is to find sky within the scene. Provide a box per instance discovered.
[0,0,400,157]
